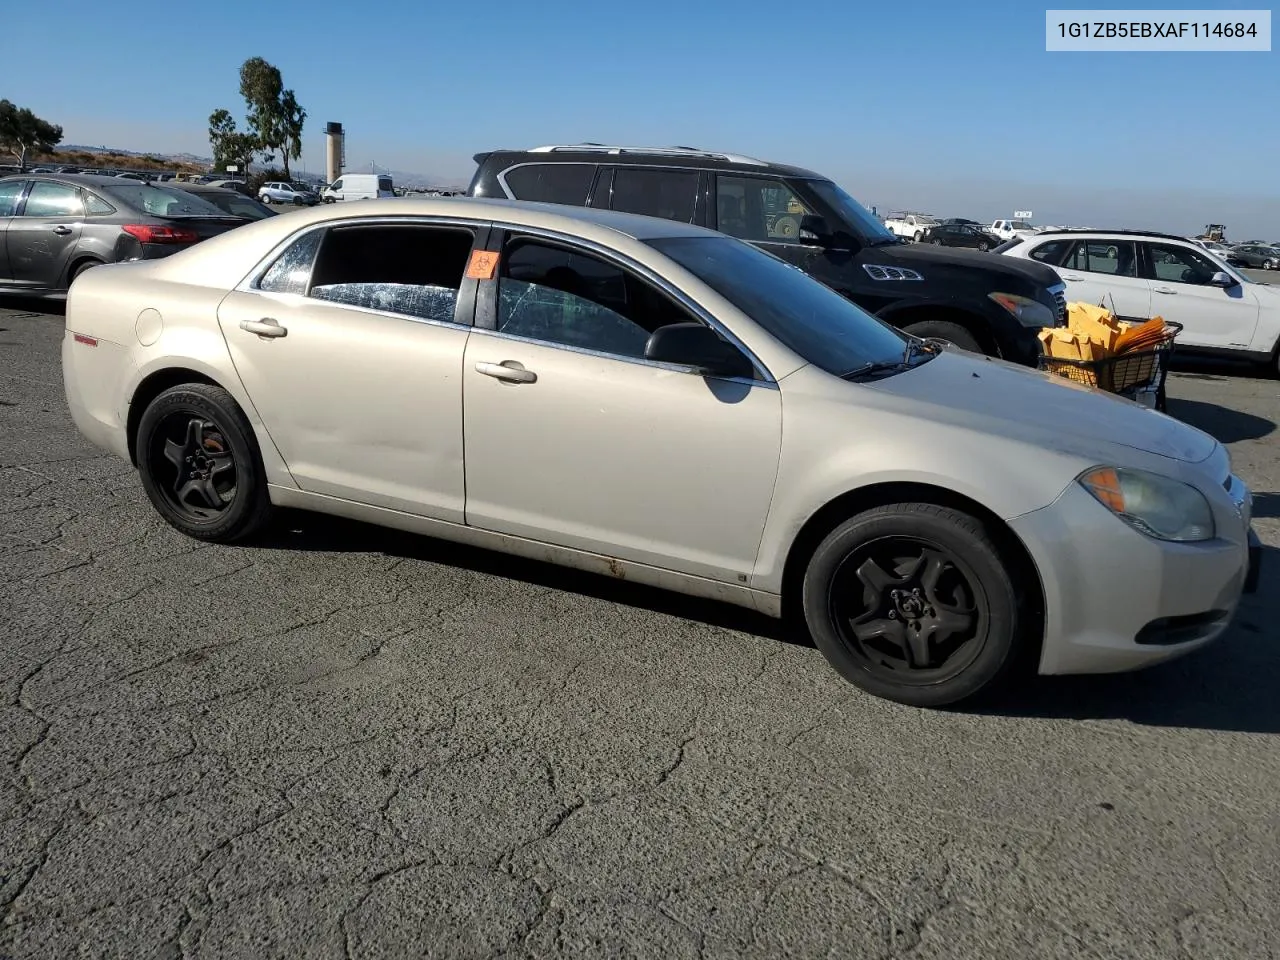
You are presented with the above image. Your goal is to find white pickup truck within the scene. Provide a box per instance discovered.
[990,219,1040,242]
[883,213,939,241]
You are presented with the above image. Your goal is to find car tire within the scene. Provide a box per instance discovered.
[69,259,102,284]
[977,242,989,252]
[914,231,924,242]
[136,384,273,544]
[801,503,1027,708]
[1265,259,1277,270]
[261,195,272,204]
[930,238,942,245]
[901,320,983,354]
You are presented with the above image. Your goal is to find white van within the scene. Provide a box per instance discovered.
[322,173,395,202]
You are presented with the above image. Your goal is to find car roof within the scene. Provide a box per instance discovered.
[0,172,162,188]
[1028,228,1202,243]
[474,146,825,180]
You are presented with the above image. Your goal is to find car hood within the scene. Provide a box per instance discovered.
[876,241,1062,288]
[867,350,1218,465]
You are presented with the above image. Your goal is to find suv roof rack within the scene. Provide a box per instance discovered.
[526,143,769,166]
[1032,227,1205,244]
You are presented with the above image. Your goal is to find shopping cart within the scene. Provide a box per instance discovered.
[1037,321,1183,412]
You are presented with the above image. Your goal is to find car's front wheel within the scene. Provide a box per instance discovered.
[901,319,983,354]
[802,503,1029,707]
[1264,258,1277,270]
[136,384,273,543]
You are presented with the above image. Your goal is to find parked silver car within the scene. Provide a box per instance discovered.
[61,197,1260,707]
[258,181,319,206]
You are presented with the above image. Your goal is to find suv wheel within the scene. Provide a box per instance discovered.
[901,320,983,354]
[261,195,272,204]
[802,503,1028,707]
[1264,258,1277,270]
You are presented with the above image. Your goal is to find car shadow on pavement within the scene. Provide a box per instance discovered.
[260,510,809,648]
[976,543,1280,735]
[1164,396,1275,443]
[0,295,65,317]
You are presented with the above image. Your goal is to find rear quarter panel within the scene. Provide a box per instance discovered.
[64,261,296,486]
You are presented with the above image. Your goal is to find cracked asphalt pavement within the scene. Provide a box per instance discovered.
[1,302,1277,959]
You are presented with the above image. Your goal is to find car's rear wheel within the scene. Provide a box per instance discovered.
[69,259,102,284]
[1264,258,1277,270]
[901,320,983,354]
[802,503,1027,707]
[136,384,273,543]
[930,238,942,245]
[977,241,989,252]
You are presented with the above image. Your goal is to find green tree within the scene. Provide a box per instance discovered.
[207,108,257,175]
[0,100,63,170]
[237,57,306,179]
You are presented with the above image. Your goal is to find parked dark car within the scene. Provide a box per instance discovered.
[171,183,277,220]
[1228,243,1280,270]
[468,145,1066,361]
[0,173,249,297]
[920,222,1002,251]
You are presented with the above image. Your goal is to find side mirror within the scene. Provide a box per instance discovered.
[798,214,833,246]
[644,322,755,379]
[1209,271,1238,288]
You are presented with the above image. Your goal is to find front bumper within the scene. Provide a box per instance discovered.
[1008,479,1255,676]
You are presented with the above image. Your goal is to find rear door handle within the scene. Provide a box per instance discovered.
[239,317,288,338]
[475,360,537,383]
[52,225,72,236]
[1152,286,1177,295]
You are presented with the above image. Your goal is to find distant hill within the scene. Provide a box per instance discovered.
[50,144,463,189]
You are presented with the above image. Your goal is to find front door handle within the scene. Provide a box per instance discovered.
[239,317,288,338]
[52,225,72,236]
[1152,286,1177,295]
[475,360,537,383]
[1061,275,1084,281]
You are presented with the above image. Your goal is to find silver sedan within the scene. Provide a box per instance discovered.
[61,197,1261,707]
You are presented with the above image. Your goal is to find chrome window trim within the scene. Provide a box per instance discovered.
[488,220,777,385]
[494,162,597,202]
[467,325,776,390]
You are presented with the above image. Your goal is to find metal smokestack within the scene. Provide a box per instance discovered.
[325,122,344,184]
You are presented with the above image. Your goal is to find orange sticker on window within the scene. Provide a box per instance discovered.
[465,250,499,280]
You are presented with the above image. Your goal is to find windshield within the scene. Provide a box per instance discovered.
[804,179,897,244]
[647,235,911,376]
[103,182,229,218]
[1010,220,1034,230]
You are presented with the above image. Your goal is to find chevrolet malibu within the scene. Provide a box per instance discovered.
[61,198,1261,707]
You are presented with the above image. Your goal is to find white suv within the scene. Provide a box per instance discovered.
[999,230,1280,368]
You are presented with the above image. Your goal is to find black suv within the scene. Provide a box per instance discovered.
[467,145,1067,363]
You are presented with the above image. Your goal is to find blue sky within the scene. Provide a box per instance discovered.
[5,0,1277,235]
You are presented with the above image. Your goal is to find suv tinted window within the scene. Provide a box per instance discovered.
[305,224,474,322]
[496,236,699,359]
[22,182,83,218]
[609,169,698,223]
[1063,240,1137,277]
[715,176,812,243]
[503,163,594,205]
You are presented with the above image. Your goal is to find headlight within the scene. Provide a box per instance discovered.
[1079,467,1215,542]
[989,292,1056,327]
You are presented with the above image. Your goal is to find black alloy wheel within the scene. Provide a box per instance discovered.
[136,384,273,542]
[149,415,238,521]
[828,537,987,683]
[802,503,1026,707]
